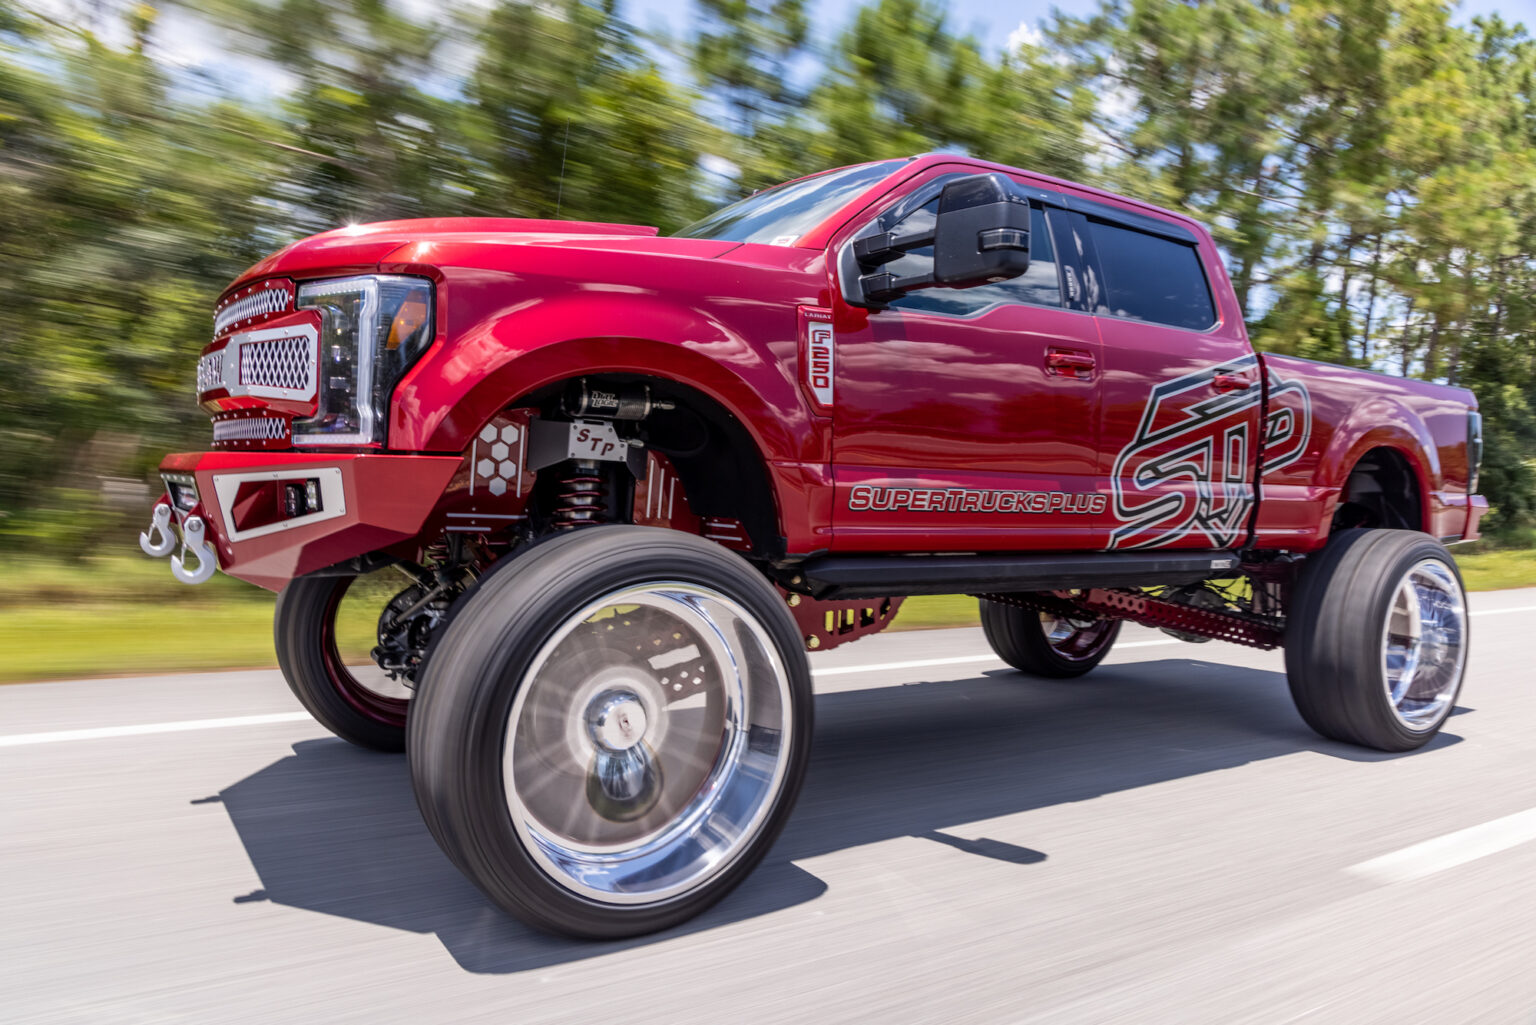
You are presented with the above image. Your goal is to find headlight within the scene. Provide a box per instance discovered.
[292,275,434,445]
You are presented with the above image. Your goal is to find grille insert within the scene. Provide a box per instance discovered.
[240,333,315,394]
[213,417,289,443]
[215,284,293,338]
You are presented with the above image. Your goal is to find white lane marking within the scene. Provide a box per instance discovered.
[0,712,314,748]
[1348,808,1536,885]
[813,653,999,678]
[1471,605,1536,617]
[811,638,1180,678]
[8,606,1526,748]
[0,641,1187,746]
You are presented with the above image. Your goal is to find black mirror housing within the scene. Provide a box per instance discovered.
[849,171,1032,306]
[932,173,1031,286]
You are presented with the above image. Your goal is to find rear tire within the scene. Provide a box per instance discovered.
[407,526,813,939]
[980,599,1121,678]
[274,574,409,752]
[1285,529,1468,752]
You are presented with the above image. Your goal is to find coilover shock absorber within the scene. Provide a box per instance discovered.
[553,460,608,529]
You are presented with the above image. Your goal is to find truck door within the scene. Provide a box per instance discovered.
[1064,200,1262,551]
[827,171,1107,553]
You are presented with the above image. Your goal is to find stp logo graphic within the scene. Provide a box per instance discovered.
[1111,356,1311,550]
[572,425,619,460]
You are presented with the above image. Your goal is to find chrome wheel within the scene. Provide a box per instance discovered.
[276,569,423,752]
[1381,558,1467,732]
[321,578,413,724]
[1041,613,1117,662]
[503,582,793,905]
[980,598,1121,678]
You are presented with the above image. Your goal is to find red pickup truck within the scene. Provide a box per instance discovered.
[143,154,1486,938]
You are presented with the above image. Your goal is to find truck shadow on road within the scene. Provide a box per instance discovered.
[210,656,1460,974]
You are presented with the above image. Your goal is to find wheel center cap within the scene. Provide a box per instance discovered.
[587,691,649,752]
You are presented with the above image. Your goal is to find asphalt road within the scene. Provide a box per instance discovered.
[4,588,1536,1025]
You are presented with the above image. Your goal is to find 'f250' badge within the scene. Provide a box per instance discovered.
[1111,355,1311,550]
[799,306,835,412]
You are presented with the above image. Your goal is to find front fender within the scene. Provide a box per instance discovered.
[389,288,834,554]
[390,290,819,466]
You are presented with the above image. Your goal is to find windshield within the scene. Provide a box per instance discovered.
[673,160,909,244]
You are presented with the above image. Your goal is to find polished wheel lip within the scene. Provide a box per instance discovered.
[1040,613,1116,662]
[320,579,410,726]
[1381,557,1467,732]
[502,581,793,906]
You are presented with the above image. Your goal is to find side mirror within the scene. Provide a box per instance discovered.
[851,172,1032,306]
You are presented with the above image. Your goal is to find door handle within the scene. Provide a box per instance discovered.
[1212,372,1254,393]
[1046,349,1096,376]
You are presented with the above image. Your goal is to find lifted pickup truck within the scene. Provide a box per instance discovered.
[143,154,1486,938]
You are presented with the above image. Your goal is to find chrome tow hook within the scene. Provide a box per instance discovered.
[139,502,177,558]
[170,515,218,585]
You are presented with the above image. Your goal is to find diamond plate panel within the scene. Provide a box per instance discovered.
[239,333,314,394]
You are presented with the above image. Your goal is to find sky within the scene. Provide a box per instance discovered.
[619,0,1536,51]
[34,0,1536,102]
[622,0,1063,47]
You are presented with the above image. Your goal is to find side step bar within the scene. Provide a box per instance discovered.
[793,549,1241,600]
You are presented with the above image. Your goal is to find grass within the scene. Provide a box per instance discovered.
[0,552,272,608]
[889,594,980,631]
[0,545,1530,685]
[0,554,393,683]
[0,603,280,682]
[1455,546,1536,592]
[889,549,1535,630]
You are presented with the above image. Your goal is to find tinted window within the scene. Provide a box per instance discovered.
[673,160,907,244]
[880,199,1061,317]
[1088,219,1215,330]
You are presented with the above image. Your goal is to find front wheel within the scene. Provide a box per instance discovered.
[274,571,417,752]
[1285,529,1469,752]
[407,526,813,939]
[980,598,1121,678]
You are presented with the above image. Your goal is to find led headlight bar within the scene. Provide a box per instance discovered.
[292,275,435,446]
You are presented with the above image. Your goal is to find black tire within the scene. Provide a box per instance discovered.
[274,574,409,752]
[980,599,1121,678]
[1285,529,1469,752]
[407,526,813,939]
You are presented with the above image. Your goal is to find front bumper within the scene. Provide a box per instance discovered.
[145,451,461,591]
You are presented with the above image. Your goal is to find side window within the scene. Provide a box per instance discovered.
[1087,219,1216,330]
[879,199,1062,317]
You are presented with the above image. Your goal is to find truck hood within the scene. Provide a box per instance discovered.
[227,217,732,294]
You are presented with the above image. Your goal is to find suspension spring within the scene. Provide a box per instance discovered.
[553,462,608,529]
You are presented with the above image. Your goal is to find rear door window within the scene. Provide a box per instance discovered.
[1088,219,1216,331]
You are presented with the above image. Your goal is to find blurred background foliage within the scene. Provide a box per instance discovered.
[1,0,1535,555]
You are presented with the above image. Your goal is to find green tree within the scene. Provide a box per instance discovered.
[468,0,710,230]
[691,0,808,136]
[0,3,288,548]
[191,0,481,228]
[790,0,1089,180]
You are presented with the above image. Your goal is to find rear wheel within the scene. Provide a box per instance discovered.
[407,526,812,938]
[980,599,1121,678]
[1285,529,1468,751]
